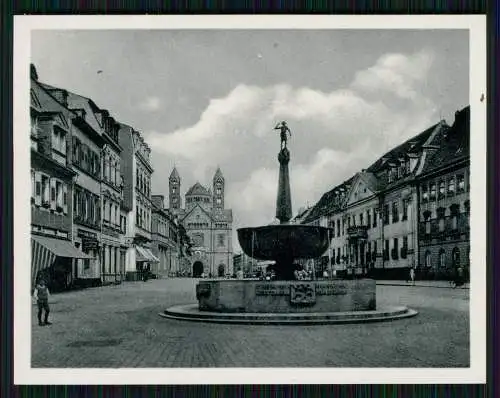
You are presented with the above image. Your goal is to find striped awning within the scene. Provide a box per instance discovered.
[31,235,93,286]
[136,246,160,263]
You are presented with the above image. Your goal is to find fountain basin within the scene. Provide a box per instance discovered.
[237,225,333,261]
[195,279,376,314]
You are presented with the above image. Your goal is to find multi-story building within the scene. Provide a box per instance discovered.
[119,123,158,280]
[417,106,470,280]
[302,108,469,280]
[151,195,180,278]
[30,65,94,291]
[40,85,107,288]
[168,167,233,277]
[94,110,123,284]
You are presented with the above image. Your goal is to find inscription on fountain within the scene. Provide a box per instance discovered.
[255,284,290,296]
[315,284,348,295]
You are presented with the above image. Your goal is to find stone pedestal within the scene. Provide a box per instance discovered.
[196,279,376,313]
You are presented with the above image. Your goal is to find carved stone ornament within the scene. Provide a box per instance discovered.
[290,283,316,305]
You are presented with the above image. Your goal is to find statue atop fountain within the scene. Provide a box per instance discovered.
[274,121,292,150]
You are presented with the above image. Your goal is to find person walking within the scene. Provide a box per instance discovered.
[409,267,416,286]
[33,279,51,326]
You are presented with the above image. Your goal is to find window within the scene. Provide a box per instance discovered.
[347,216,351,228]
[40,175,50,205]
[452,247,460,267]
[450,204,459,230]
[217,234,225,247]
[31,170,35,200]
[402,236,408,259]
[216,187,222,195]
[439,249,446,268]
[438,180,445,199]
[437,207,445,232]
[392,201,399,223]
[56,181,63,210]
[423,210,431,234]
[373,209,377,228]
[384,240,389,260]
[429,182,436,200]
[383,204,389,225]
[367,210,371,229]
[457,174,465,193]
[392,238,399,260]
[402,198,409,221]
[52,127,66,154]
[336,220,340,237]
[425,250,431,268]
[422,184,429,202]
[448,177,455,196]
[359,213,364,226]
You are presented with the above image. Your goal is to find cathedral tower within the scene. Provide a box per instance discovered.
[169,167,181,210]
[213,167,225,211]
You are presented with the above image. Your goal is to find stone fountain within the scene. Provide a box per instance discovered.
[162,122,417,324]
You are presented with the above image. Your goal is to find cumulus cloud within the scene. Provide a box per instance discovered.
[139,96,161,112]
[351,49,434,100]
[145,49,438,252]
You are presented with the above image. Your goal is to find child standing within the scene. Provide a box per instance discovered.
[34,279,51,326]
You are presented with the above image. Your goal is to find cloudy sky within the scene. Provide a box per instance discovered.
[32,29,469,252]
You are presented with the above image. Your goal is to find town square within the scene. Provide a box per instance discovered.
[18,21,485,380]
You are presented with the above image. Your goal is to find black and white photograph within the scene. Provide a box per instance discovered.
[14,15,486,384]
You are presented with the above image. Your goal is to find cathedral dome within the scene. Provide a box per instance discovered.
[186,182,211,197]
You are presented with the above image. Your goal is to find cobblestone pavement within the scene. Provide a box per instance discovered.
[31,278,469,368]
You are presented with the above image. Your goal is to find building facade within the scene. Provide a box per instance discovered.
[119,124,159,280]
[417,107,470,280]
[151,195,180,278]
[30,66,94,291]
[302,108,470,280]
[168,167,233,277]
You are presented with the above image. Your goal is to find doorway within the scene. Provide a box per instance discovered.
[193,261,204,277]
[218,264,225,277]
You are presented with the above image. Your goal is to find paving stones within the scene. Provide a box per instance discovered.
[31,278,469,368]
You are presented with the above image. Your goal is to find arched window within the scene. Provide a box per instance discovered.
[439,248,446,268]
[425,250,431,268]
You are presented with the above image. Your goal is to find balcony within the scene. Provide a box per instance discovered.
[347,225,368,240]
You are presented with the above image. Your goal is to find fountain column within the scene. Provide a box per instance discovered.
[276,148,292,223]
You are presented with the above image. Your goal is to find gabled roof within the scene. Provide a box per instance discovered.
[366,122,444,174]
[186,182,211,196]
[420,106,470,175]
[180,202,214,223]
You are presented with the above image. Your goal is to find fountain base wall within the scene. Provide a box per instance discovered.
[196,279,376,313]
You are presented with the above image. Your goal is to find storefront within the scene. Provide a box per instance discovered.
[31,234,93,292]
[135,245,160,280]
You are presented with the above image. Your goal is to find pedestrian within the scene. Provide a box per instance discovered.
[33,279,51,326]
[409,267,415,286]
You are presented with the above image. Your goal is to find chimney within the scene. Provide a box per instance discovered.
[30,64,38,80]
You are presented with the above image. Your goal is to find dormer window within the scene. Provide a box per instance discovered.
[52,126,67,155]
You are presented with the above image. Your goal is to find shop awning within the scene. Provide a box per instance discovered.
[32,235,94,259]
[31,235,93,286]
[136,246,160,263]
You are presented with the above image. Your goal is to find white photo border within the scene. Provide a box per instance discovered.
[13,15,487,385]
